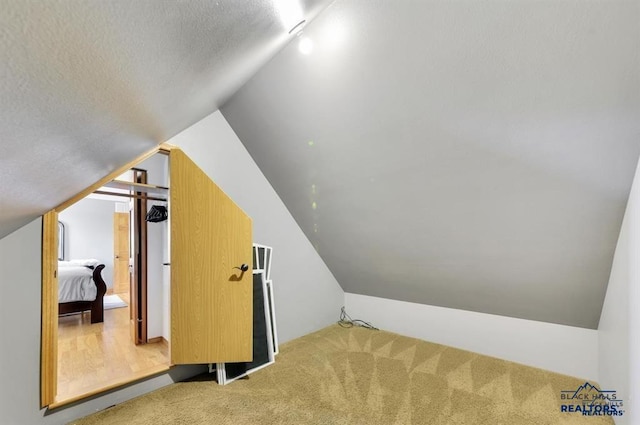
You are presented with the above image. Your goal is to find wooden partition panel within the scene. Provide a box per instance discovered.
[41,210,58,407]
[170,149,253,364]
[113,212,130,294]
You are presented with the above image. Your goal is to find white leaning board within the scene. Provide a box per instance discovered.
[252,243,278,355]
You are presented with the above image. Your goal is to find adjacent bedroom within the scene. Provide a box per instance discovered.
[55,153,171,402]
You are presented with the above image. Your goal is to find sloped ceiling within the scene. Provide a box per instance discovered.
[0,0,332,238]
[222,0,640,329]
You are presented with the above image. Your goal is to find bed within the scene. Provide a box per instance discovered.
[58,260,108,324]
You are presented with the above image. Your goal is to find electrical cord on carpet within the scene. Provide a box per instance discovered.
[338,306,378,330]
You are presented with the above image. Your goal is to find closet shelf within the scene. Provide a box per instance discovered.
[103,180,169,197]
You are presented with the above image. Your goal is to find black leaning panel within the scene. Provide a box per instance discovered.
[257,248,265,271]
[225,272,270,380]
[252,248,258,270]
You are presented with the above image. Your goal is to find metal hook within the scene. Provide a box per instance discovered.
[234,264,249,272]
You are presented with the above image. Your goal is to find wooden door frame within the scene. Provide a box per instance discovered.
[113,212,130,295]
[41,211,59,407]
[40,144,173,408]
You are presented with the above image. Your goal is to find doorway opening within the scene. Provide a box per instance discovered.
[55,152,170,403]
[42,145,255,409]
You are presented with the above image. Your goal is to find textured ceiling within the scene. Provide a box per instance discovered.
[222,0,640,329]
[0,0,332,238]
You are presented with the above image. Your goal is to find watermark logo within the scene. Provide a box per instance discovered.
[560,382,624,417]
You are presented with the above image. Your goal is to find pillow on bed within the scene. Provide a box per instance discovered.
[59,259,100,268]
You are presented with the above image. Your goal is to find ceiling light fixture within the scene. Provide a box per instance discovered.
[298,36,313,55]
[289,19,306,35]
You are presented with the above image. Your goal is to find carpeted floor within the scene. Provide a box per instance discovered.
[70,325,614,425]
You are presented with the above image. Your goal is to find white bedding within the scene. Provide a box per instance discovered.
[58,265,98,303]
[59,259,100,268]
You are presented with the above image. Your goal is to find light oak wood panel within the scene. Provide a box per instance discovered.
[41,210,58,407]
[113,212,130,294]
[170,149,253,364]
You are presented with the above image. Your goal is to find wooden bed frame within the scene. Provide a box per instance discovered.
[58,264,108,324]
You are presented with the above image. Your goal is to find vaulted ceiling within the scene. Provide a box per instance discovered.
[221,0,640,329]
[0,0,332,237]
[1,1,639,329]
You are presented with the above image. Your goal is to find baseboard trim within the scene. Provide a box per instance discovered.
[344,293,599,381]
[147,336,169,346]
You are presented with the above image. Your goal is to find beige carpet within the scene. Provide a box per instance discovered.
[71,325,614,425]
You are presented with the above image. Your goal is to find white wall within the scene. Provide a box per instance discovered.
[598,158,640,425]
[631,204,640,425]
[169,110,345,343]
[59,198,116,289]
[135,154,169,340]
[346,293,599,381]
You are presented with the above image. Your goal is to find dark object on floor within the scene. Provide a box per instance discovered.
[338,306,378,330]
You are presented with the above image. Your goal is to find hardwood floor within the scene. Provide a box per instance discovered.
[57,296,169,402]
